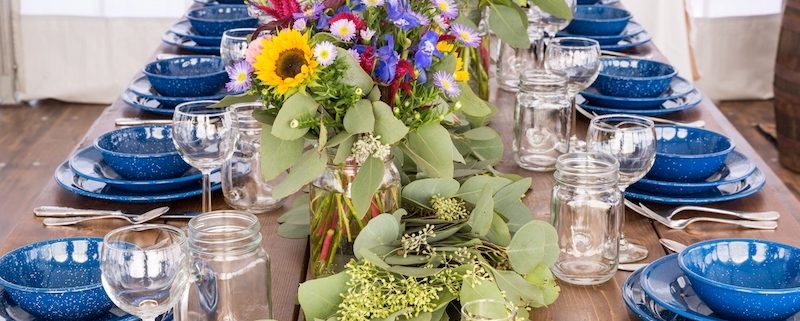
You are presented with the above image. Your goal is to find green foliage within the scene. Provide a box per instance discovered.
[343,99,375,134]
[273,149,327,199]
[403,123,455,178]
[488,4,530,49]
[260,124,303,180]
[507,220,559,275]
[401,178,460,207]
[372,101,409,145]
[272,92,319,140]
[351,156,385,218]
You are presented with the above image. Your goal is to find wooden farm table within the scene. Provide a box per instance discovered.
[4,12,800,321]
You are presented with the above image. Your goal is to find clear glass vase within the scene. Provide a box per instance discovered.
[308,154,401,278]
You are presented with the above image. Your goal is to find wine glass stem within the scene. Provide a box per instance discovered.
[618,186,628,241]
[201,171,212,213]
[534,37,546,66]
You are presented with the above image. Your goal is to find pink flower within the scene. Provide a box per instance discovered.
[245,37,268,65]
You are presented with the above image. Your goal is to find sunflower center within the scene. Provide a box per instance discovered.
[276,49,307,79]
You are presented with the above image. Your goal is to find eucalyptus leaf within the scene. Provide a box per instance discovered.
[405,123,455,178]
[486,213,511,246]
[488,4,531,49]
[359,248,391,270]
[368,85,382,101]
[298,272,350,321]
[392,208,407,222]
[403,312,432,321]
[401,178,460,206]
[373,101,409,144]
[252,109,276,125]
[277,204,310,225]
[492,269,545,306]
[428,223,466,242]
[457,176,512,204]
[431,54,457,75]
[353,214,400,259]
[261,124,304,180]
[463,127,499,141]
[469,134,504,163]
[336,47,373,92]
[277,223,310,238]
[334,135,355,164]
[466,186,493,236]
[351,156,385,218]
[460,268,504,303]
[496,201,533,232]
[493,178,531,209]
[312,32,343,45]
[272,93,319,140]
[525,264,561,307]
[209,92,259,108]
[464,102,497,128]
[507,220,559,274]
[451,142,466,164]
[388,266,443,277]
[379,308,413,321]
[273,149,327,199]
[326,132,352,148]
[385,255,430,265]
[456,83,492,118]
[531,0,574,20]
[343,99,375,134]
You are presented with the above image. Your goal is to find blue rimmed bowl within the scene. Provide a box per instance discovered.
[95,125,191,181]
[566,5,632,36]
[678,238,800,321]
[0,237,112,320]
[594,57,677,98]
[170,20,222,46]
[186,5,257,36]
[647,126,734,182]
[143,55,226,97]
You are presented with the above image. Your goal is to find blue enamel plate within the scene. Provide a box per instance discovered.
[558,21,645,45]
[162,31,221,55]
[625,168,766,205]
[69,146,203,193]
[622,264,687,321]
[0,288,174,321]
[121,90,176,116]
[632,151,756,195]
[601,30,652,51]
[639,254,800,321]
[128,75,230,108]
[577,89,702,116]
[582,76,695,109]
[170,20,221,46]
[55,161,221,203]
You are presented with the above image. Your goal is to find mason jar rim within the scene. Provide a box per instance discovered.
[555,152,620,186]
[188,210,262,255]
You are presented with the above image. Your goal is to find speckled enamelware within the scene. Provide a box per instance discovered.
[121,90,176,115]
[647,125,734,182]
[593,57,677,98]
[128,76,229,109]
[70,145,202,193]
[626,167,765,205]
[600,31,652,52]
[170,20,222,46]
[143,55,226,97]
[565,5,632,36]
[186,5,257,36]
[577,0,600,4]
[577,89,702,117]
[678,239,800,321]
[581,76,694,109]
[622,265,681,321]
[0,287,148,321]
[0,237,112,320]
[94,125,191,180]
[162,32,221,55]
[559,21,644,45]
[632,150,756,195]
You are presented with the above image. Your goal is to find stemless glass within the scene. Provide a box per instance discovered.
[101,224,191,321]
[460,299,517,321]
[172,100,237,213]
[514,70,571,171]
[220,28,254,66]
[586,115,656,263]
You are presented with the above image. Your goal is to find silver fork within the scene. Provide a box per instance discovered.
[575,105,706,128]
[625,200,778,230]
[636,203,779,221]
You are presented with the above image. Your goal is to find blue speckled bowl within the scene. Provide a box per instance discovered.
[647,126,734,182]
[186,5,257,37]
[594,57,677,98]
[577,0,600,4]
[0,237,112,320]
[95,125,191,181]
[678,239,800,321]
[143,56,226,97]
[565,5,632,36]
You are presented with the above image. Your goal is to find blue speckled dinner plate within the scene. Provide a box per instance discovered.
[623,265,686,321]
[558,21,645,45]
[128,76,229,109]
[162,31,221,55]
[633,151,756,195]
[601,31,652,51]
[121,90,175,115]
[577,89,702,116]
[582,76,695,109]
[0,288,173,321]
[55,161,221,203]
[639,254,800,321]
[170,20,222,46]
[626,168,766,205]
[69,146,203,193]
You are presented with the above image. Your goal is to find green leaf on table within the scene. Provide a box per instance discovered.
[531,0,574,20]
[273,149,327,199]
[466,186,494,236]
[469,133,504,163]
[460,266,504,303]
[209,92,259,108]
[496,201,533,232]
[493,178,531,208]
[456,82,493,118]
[334,135,355,164]
[463,127,500,141]
[353,214,400,259]
[277,203,310,225]
[298,272,350,321]
[507,220,559,274]
[351,156,385,219]
[388,266,443,277]
[525,264,561,307]
[337,47,373,93]
[277,223,310,238]
[401,178,460,207]
[457,175,512,204]
[404,123,455,178]
[488,4,531,49]
[492,269,545,307]
[404,312,433,321]
[373,101,409,145]
[359,248,391,270]
[260,124,304,180]
[272,92,319,140]
[486,213,511,246]
[344,99,375,134]
[385,255,430,265]
[428,223,466,242]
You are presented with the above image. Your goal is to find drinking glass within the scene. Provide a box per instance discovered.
[514,70,571,171]
[220,28,254,66]
[531,0,577,63]
[101,224,191,321]
[172,100,237,212]
[545,37,601,149]
[460,299,517,321]
[586,115,656,263]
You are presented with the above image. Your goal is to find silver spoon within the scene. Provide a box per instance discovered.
[42,206,169,226]
[576,105,706,128]
[660,238,688,253]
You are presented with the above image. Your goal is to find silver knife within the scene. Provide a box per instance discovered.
[34,206,199,220]
[115,118,173,126]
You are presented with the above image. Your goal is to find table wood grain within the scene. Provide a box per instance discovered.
[3,11,800,321]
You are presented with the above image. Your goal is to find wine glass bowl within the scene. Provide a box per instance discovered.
[545,37,602,95]
[221,28,255,67]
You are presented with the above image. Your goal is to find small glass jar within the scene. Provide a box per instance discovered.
[177,211,272,321]
[496,7,546,92]
[308,153,401,278]
[550,152,622,286]
[514,70,571,172]
[222,103,285,213]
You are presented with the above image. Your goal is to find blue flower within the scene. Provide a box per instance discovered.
[375,35,400,83]
[417,69,428,84]
[386,0,421,30]
[414,31,441,70]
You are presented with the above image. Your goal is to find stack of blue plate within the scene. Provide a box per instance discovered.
[558,5,652,51]
[579,57,704,116]
[163,5,256,54]
[626,126,765,205]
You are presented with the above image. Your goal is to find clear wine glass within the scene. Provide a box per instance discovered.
[172,100,237,212]
[531,0,577,63]
[586,114,656,263]
[545,37,601,149]
[460,299,517,321]
[100,224,191,321]
[220,28,254,66]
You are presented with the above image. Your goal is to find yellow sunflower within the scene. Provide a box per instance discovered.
[253,29,318,95]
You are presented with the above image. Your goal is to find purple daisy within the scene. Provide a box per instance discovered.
[431,0,457,19]
[433,71,460,98]
[225,60,253,93]
[451,23,480,48]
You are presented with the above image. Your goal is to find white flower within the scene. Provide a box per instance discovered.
[359,28,376,42]
[330,19,357,42]
[347,48,361,64]
[351,133,390,164]
[433,15,449,30]
[363,0,384,7]
[293,18,307,30]
[313,41,337,66]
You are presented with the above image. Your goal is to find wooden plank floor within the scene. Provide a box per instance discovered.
[0,100,105,240]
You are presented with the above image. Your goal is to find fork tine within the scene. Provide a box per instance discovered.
[624,200,651,218]
[627,201,671,227]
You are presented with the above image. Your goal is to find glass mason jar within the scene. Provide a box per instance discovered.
[514,70,571,172]
[308,153,401,278]
[497,7,546,92]
[222,103,285,213]
[550,152,622,286]
[177,211,272,321]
